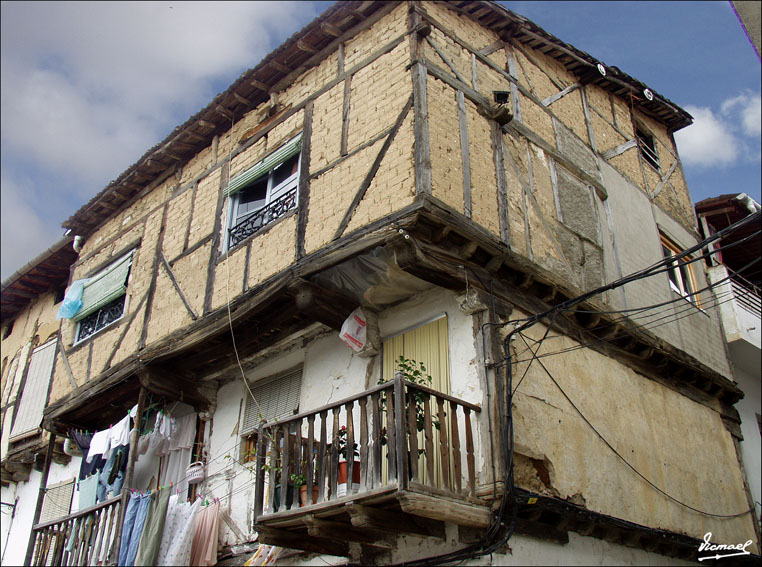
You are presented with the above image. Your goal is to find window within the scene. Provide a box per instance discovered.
[241,367,303,462]
[225,134,302,249]
[74,251,134,343]
[636,126,659,170]
[661,233,698,305]
[9,339,57,442]
[40,478,74,523]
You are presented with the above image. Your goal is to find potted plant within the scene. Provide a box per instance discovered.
[377,356,443,476]
[336,425,361,496]
[290,471,320,506]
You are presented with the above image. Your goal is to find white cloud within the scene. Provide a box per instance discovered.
[674,106,739,167]
[721,92,761,137]
[0,1,321,280]
[0,1,317,191]
[676,91,762,168]
[0,174,65,280]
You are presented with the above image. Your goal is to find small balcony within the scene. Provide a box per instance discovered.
[252,374,486,557]
[27,495,123,566]
[708,265,761,352]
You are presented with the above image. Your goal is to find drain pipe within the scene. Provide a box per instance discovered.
[72,235,83,253]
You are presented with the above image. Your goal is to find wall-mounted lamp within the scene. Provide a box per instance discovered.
[493,91,511,105]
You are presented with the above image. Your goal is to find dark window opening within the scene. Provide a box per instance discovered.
[636,127,659,170]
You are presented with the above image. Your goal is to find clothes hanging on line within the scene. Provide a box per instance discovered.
[77,473,99,510]
[134,487,171,566]
[118,491,151,567]
[156,493,202,566]
[70,430,107,480]
[87,428,111,463]
[190,499,220,567]
[96,443,129,503]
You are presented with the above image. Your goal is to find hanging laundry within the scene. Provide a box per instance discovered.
[134,487,171,566]
[70,430,106,480]
[156,494,202,566]
[96,443,129,502]
[150,411,175,456]
[111,413,133,447]
[77,473,99,510]
[118,491,151,567]
[87,428,111,463]
[190,499,220,567]
[160,412,197,495]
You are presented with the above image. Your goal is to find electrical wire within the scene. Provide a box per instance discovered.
[514,332,752,519]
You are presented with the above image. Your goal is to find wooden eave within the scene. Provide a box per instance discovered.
[444,1,693,132]
[62,1,692,241]
[1,236,78,323]
[46,196,742,438]
[61,0,387,238]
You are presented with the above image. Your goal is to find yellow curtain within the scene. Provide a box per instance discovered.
[382,316,450,486]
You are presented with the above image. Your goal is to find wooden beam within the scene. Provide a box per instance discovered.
[345,502,445,539]
[296,101,313,259]
[303,515,393,547]
[457,91,472,218]
[397,490,490,528]
[296,39,318,54]
[333,94,413,240]
[291,279,357,330]
[269,60,291,74]
[257,526,349,556]
[412,62,432,196]
[249,78,270,92]
[322,21,343,37]
[232,92,250,106]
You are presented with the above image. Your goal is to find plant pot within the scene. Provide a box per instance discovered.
[337,461,361,497]
[299,485,319,506]
[273,484,295,512]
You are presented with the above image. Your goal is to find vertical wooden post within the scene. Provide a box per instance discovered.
[253,423,266,520]
[394,373,409,490]
[24,433,56,566]
[110,385,146,565]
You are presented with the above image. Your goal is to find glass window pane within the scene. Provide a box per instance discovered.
[237,178,268,219]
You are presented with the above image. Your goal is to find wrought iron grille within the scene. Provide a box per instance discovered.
[76,295,126,342]
[228,188,297,248]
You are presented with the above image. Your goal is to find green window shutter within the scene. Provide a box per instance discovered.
[74,252,133,322]
[224,134,302,197]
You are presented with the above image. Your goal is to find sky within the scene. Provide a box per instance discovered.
[1,1,759,281]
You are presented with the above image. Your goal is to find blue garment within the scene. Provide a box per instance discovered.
[118,492,151,567]
[96,444,128,502]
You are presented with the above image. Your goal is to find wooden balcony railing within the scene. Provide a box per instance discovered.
[28,495,122,566]
[253,373,480,520]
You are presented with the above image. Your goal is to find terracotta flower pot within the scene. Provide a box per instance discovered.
[299,485,320,506]
[337,460,361,484]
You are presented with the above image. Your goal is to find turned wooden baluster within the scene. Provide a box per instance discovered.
[306,414,315,505]
[423,394,434,486]
[407,388,419,483]
[318,410,328,503]
[437,396,450,491]
[370,392,382,489]
[450,401,462,493]
[359,397,369,492]
[345,400,355,494]
[464,407,476,497]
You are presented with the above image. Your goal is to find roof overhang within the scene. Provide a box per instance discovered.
[61,0,693,239]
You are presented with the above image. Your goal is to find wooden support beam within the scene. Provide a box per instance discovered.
[296,39,318,54]
[291,279,357,330]
[232,92,250,106]
[303,515,393,548]
[397,490,491,528]
[322,21,343,37]
[345,502,446,539]
[257,526,350,556]
[269,60,291,74]
[249,78,270,92]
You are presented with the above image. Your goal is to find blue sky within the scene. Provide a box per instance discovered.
[1,1,759,280]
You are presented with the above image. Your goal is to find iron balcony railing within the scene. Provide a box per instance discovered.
[252,373,481,520]
[730,275,761,318]
[228,188,297,248]
[28,495,122,566]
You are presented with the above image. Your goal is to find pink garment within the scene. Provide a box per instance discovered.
[190,500,219,567]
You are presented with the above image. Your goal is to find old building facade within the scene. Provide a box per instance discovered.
[2,1,760,565]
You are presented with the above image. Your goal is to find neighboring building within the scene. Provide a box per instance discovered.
[1,237,79,563]
[2,2,760,565]
[696,193,762,530]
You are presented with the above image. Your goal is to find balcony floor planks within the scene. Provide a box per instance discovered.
[255,482,491,552]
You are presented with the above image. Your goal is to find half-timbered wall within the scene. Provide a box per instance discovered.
[418,2,730,377]
[49,3,416,407]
